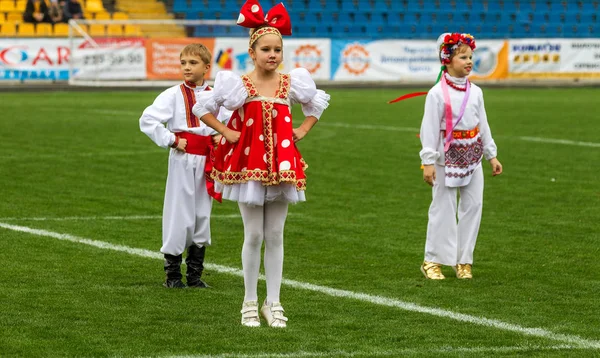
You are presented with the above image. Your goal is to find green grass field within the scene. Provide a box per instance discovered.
[0,86,599,357]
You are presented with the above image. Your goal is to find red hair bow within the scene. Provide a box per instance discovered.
[237,0,292,35]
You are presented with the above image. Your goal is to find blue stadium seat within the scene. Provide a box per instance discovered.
[564,12,580,24]
[502,1,517,12]
[341,1,358,11]
[371,0,390,11]
[307,1,324,11]
[548,1,566,12]
[580,2,597,12]
[173,0,188,12]
[323,1,340,11]
[486,1,501,12]
[579,12,597,25]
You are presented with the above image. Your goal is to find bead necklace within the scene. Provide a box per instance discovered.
[444,76,468,92]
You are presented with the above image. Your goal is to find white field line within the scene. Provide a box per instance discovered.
[1,222,599,350]
[318,122,600,148]
[163,344,587,357]
[517,136,600,148]
[0,150,163,160]
[0,213,303,222]
[0,215,235,222]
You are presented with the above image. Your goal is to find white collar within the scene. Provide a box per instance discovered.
[444,72,467,85]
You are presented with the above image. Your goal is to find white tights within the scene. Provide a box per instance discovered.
[238,201,288,304]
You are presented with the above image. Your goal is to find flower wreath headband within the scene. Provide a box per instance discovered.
[388,32,477,103]
[237,0,292,48]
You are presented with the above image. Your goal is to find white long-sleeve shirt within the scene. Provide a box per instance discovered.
[139,82,232,149]
[419,73,497,165]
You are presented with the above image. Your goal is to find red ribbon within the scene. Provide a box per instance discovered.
[387,92,428,104]
[205,145,222,203]
[237,0,292,35]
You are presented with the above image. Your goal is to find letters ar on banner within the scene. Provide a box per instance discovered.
[0,38,75,81]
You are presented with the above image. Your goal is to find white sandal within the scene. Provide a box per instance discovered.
[240,301,260,327]
[260,300,288,328]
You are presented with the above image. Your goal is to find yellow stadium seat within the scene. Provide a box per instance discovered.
[88,23,104,36]
[85,0,104,13]
[6,12,22,22]
[0,1,16,12]
[18,22,35,36]
[0,13,5,23]
[15,0,25,11]
[112,12,129,20]
[124,24,141,36]
[94,12,110,20]
[1,22,16,36]
[36,22,52,36]
[53,22,69,36]
[106,24,122,36]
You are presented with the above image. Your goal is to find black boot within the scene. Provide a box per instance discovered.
[186,245,209,288]
[163,254,186,288]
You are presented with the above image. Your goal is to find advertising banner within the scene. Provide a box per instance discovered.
[469,40,509,81]
[71,38,146,80]
[331,39,440,81]
[145,38,215,80]
[212,38,331,80]
[331,39,510,82]
[508,39,600,78]
[0,39,77,81]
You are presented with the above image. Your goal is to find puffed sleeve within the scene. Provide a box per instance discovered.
[289,67,330,119]
[192,71,246,119]
[477,90,498,160]
[139,89,176,149]
[419,89,444,165]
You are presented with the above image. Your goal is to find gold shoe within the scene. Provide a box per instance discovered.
[454,264,473,279]
[420,261,445,280]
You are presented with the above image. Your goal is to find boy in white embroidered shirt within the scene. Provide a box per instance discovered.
[139,44,231,288]
[419,33,503,280]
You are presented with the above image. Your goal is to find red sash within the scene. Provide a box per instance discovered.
[174,132,222,203]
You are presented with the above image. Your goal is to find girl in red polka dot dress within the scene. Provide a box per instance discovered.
[192,0,329,328]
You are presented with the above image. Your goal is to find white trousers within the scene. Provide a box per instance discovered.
[424,163,484,266]
[161,150,213,256]
[238,201,288,304]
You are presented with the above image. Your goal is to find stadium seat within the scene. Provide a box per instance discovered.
[53,22,69,36]
[112,11,129,20]
[18,22,35,36]
[89,24,105,36]
[6,12,22,23]
[0,12,5,23]
[15,0,25,11]
[1,22,16,36]
[106,24,123,36]
[36,22,52,36]
[124,24,141,36]
[85,0,105,13]
[0,1,16,12]
[94,12,111,20]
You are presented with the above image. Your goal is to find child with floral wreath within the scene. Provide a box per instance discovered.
[418,33,503,280]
